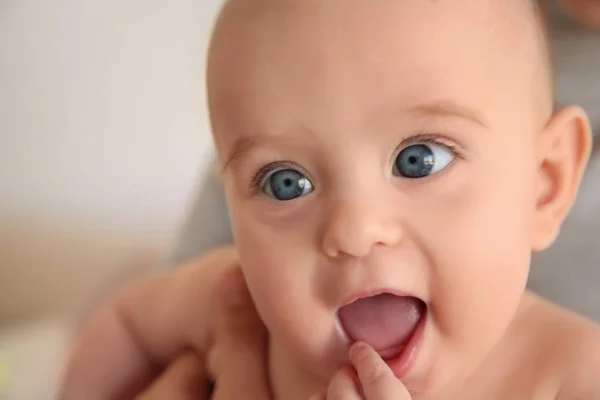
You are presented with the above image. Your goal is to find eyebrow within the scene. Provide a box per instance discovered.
[219,125,319,175]
[219,136,261,174]
[406,101,489,128]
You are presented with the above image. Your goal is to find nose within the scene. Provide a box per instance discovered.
[321,196,403,259]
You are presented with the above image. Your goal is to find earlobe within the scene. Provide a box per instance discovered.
[531,105,592,252]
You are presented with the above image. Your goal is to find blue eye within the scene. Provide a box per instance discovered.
[394,143,455,178]
[263,169,314,201]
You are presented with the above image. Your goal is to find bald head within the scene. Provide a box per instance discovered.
[206,0,555,161]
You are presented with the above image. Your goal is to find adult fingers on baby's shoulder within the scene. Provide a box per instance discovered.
[209,267,271,400]
[214,267,267,341]
[349,342,412,400]
[560,0,600,30]
[135,352,209,400]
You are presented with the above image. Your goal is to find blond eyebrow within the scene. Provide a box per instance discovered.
[218,136,261,175]
[218,125,318,175]
[407,101,489,128]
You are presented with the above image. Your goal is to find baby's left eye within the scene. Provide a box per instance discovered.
[393,143,455,178]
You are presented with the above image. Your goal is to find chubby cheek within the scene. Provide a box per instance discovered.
[230,206,343,371]
[419,143,538,365]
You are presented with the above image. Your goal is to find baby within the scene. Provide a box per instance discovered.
[62,0,600,399]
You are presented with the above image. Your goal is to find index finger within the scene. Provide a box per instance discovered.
[349,342,412,400]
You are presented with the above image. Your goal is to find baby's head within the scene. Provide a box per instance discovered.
[207,0,591,395]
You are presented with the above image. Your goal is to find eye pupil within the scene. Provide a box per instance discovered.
[395,144,435,178]
[266,169,313,201]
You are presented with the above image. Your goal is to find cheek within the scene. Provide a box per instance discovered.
[229,205,344,372]
[233,213,311,320]
[418,144,538,353]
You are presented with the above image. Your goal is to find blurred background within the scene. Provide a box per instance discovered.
[0,1,221,398]
[0,1,598,399]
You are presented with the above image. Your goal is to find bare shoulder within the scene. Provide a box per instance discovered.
[523,292,600,399]
[555,314,600,399]
[114,245,240,360]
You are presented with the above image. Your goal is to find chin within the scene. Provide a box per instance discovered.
[402,366,459,398]
[271,329,349,382]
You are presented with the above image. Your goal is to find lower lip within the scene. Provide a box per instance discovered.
[384,307,427,379]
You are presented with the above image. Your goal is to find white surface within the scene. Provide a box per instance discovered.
[0,0,220,231]
[0,0,223,322]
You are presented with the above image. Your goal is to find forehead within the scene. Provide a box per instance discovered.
[208,0,545,151]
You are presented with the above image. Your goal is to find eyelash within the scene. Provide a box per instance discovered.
[397,132,464,160]
[248,133,464,196]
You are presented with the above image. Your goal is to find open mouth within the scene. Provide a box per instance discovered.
[337,293,427,362]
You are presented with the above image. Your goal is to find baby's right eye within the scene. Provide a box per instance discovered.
[262,168,314,201]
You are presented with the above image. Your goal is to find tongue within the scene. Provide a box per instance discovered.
[338,294,424,353]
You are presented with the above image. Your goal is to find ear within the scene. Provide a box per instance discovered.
[532,106,593,252]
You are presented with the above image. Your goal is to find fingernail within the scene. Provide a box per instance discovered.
[349,341,369,361]
[351,341,368,352]
[221,269,249,307]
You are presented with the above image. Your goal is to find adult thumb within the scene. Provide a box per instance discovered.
[135,352,209,400]
[208,268,272,400]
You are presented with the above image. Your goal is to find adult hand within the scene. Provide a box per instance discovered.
[136,268,271,400]
[135,352,209,400]
[59,260,271,400]
[560,0,600,30]
[208,268,271,400]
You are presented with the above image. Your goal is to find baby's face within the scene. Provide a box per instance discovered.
[210,0,550,394]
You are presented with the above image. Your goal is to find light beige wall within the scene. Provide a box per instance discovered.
[0,0,221,321]
[0,222,171,323]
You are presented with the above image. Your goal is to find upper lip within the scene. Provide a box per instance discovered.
[338,287,417,308]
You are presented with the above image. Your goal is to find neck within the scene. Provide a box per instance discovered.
[269,338,327,400]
